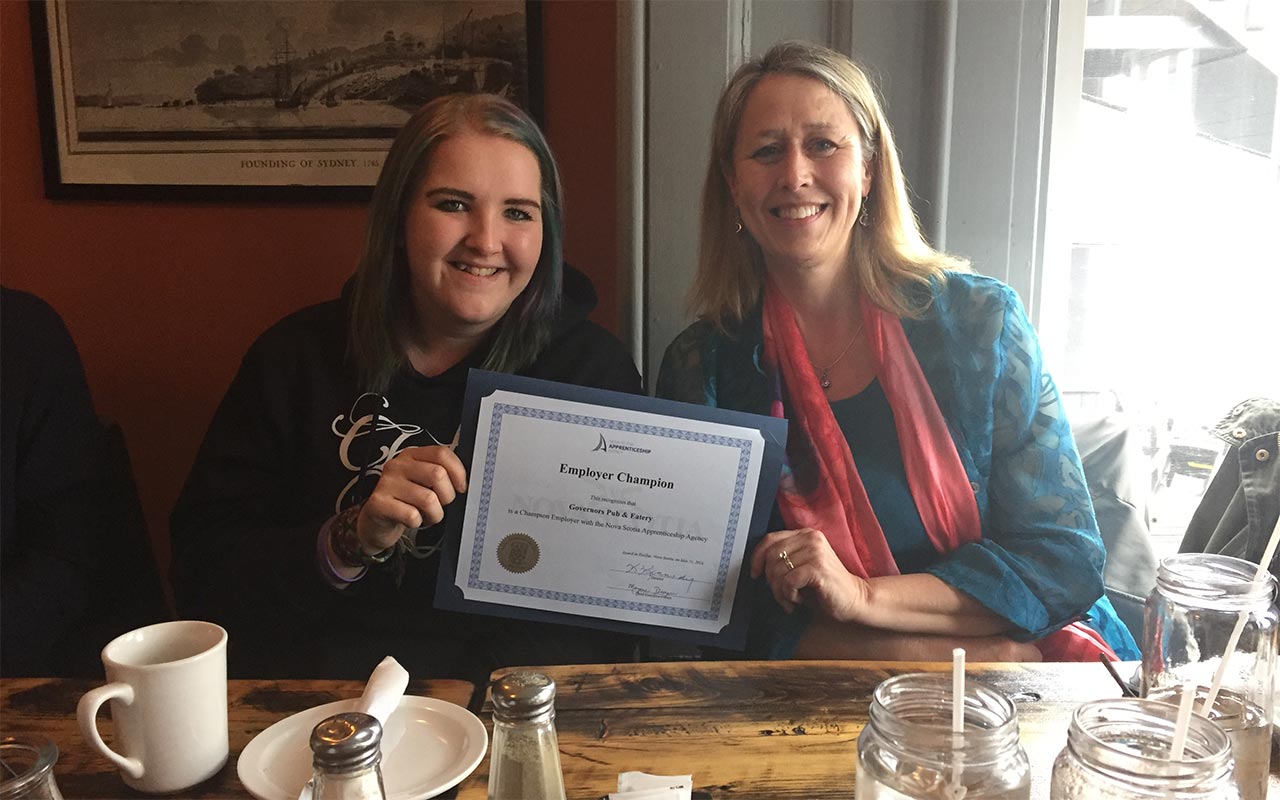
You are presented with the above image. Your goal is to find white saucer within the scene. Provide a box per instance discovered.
[238,696,487,800]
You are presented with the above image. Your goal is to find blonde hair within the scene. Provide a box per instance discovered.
[691,40,967,328]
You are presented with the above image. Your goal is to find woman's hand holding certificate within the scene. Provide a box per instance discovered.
[359,445,468,551]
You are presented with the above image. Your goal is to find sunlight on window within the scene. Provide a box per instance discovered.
[1042,0,1279,558]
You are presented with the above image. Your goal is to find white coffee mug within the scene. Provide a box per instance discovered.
[77,620,229,794]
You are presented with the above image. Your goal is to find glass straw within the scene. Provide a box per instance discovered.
[1199,512,1280,717]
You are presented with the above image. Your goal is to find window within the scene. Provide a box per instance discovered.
[1040,0,1279,558]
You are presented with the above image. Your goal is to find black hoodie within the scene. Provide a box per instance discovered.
[171,268,642,680]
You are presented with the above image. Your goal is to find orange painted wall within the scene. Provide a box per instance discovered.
[0,1,619,591]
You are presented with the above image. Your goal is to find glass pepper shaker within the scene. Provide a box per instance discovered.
[1050,698,1239,799]
[308,712,388,800]
[487,671,567,800]
[1141,553,1278,800]
[856,672,1031,799]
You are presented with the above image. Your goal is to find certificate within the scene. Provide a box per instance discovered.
[434,371,788,648]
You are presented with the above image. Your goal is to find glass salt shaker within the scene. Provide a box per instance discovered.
[308,712,388,800]
[856,673,1030,799]
[1141,553,1278,800]
[1050,698,1239,799]
[487,671,567,800]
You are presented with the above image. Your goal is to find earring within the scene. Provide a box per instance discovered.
[858,197,870,227]
[734,220,744,234]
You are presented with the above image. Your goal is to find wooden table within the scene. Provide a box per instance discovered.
[4,662,1277,799]
[1,676,475,799]
[456,660,1280,799]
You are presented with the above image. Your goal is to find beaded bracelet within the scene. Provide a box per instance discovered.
[316,521,366,586]
[328,503,396,568]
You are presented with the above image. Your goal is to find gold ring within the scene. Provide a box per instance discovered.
[779,549,796,571]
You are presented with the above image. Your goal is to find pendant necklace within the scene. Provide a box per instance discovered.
[812,324,863,391]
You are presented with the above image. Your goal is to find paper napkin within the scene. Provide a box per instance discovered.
[355,655,410,726]
[609,771,693,800]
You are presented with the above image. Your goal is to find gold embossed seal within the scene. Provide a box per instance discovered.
[496,532,539,574]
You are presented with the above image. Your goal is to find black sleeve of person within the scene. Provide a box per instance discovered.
[0,289,165,676]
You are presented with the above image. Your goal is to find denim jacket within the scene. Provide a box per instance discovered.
[1179,398,1280,578]
[656,272,1139,659]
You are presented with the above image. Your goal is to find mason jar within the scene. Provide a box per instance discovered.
[1142,553,1278,800]
[856,673,1030,799]
[0,736,63,800]
[1051,698,1239,799]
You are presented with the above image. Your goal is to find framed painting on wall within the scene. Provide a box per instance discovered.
[29,0,542,201]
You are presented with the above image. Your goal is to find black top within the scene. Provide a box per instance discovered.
[170,268,644,681]
[828,379,933,573]
[1,288,167,676]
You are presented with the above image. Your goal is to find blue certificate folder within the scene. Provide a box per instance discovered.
[433,369,788,651]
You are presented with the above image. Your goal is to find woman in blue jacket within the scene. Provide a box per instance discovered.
[657,41,1137,662]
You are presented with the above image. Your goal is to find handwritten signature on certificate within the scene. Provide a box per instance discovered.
[610,561,717,602]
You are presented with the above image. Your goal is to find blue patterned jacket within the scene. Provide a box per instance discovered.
[656,272,1139,659]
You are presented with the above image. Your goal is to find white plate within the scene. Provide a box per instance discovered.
[238,696,487,800]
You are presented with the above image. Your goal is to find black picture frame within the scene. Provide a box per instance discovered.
[29,0,543,202]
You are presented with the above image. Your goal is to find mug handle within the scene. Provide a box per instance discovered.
[77,682,145,779]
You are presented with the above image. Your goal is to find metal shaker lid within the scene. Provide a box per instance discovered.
[310,712,383,772]
[490,671,557,720]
